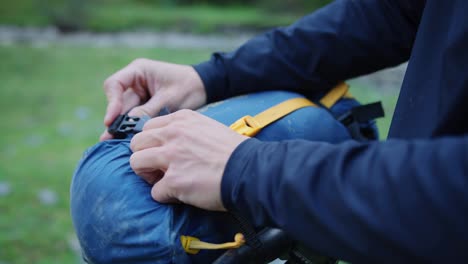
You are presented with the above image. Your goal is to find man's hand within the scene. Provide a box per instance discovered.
[101,58,207,141]
[129,110,248,211]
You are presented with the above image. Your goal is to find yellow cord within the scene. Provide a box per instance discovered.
[181,233,245,254]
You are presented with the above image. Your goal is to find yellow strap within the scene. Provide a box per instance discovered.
[229,97,316,137]
[230,82,350,137]
[181,233,245,254]
[319,82,349,108]
[343,90,353,99]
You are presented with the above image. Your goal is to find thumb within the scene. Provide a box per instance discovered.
[128,95,166,117]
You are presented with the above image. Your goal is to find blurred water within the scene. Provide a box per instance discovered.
[0,26,251,51]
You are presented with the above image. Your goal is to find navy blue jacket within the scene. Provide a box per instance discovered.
[194,0,468,263]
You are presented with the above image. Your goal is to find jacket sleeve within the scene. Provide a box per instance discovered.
[194,0,425,103]
[221,136,468,263]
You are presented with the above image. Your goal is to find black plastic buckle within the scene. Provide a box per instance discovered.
[339,102,384,125]
[108,114,151,139]
[337,102,385,141]
[108,107,171,139]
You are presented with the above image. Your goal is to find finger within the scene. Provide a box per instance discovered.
[101,89,145,141]
[142,110,193,130]
[128,93,167,118]
[129,147,169,175]
[137,170,164,185]
[142,114,173,131]
[121,88,142,115]
[151,178,180,204]
[104,86,123,127]
[130,129,165,152]
[103,64,142,126]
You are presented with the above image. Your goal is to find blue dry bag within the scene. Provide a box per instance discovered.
[70,90,372,264]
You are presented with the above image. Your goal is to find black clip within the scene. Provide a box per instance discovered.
[107,107,171,139]
[108,114,151,139]
[337,102,385,141]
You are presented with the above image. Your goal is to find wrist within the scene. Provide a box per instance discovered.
[187,65,207,108]
[175,65,207,110]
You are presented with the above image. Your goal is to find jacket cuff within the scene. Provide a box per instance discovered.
[221,138,262,212]
[193,53,229,103]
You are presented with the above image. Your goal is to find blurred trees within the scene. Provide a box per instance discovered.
[39,0,88,32]
[257,0,333,12]
[4,0,333,32]
[124,0,332,12]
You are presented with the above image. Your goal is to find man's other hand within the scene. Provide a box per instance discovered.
[129,110,248,211]
[101,58,207,141]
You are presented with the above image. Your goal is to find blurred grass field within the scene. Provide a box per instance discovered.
[0,44,397,263]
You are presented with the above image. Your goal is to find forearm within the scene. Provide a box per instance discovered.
[195,0,424,103]
[222,136,468,263]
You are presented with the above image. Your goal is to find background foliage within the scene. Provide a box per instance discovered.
[1,0,333,33]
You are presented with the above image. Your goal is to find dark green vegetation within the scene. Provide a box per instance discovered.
[0,44,395,263]
[1,0,333,33]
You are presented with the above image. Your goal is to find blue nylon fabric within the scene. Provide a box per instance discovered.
[71,140,238,264]
[71,91,362,263]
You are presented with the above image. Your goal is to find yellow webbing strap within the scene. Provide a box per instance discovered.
[229,97,317,137]
[319,82,349,108]
[181,233,245,254]
[229,82,350,137]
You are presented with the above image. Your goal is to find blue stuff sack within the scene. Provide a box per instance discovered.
[70,91,365,264]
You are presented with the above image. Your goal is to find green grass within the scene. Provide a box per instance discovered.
[0,44,396,263]
[1,0,301,33]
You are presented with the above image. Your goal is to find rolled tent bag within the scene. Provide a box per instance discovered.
[70,89,377,264]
